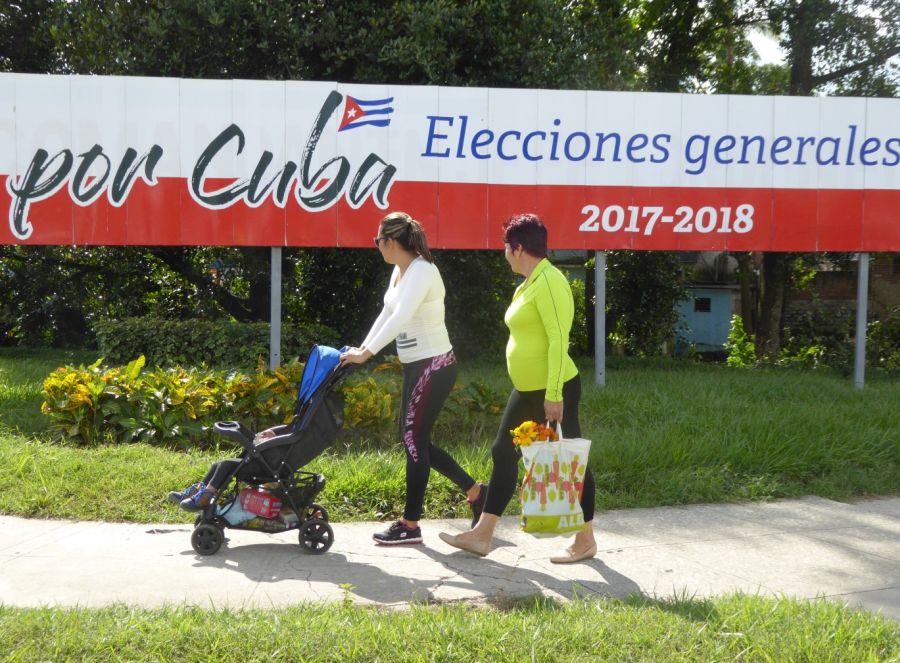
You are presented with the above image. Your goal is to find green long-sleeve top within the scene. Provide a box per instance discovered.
[504,258,578,401]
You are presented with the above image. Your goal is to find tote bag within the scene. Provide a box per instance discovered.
[519,425,592,535]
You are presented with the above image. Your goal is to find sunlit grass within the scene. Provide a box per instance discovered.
[1,594,897,662]
[1,349,897,523]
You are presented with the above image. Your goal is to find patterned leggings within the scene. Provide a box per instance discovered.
[400,350,475,521]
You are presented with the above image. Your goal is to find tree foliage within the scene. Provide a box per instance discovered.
[605,251,688,355]
[0,1,56,73]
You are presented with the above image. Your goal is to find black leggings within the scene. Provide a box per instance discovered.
[400,350,475,521]
[202,458,264,488]
[484,374,595,522]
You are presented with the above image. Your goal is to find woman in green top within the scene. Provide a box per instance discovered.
[440,213,597,563]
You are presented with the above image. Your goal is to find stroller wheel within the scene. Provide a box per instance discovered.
[299,518,333,554]
[191,523,224,556]
[305,503,329,522]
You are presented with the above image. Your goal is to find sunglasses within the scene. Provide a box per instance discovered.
[373,236,388,247]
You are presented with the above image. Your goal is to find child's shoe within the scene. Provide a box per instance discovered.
[167,482,205,504]
[180,489,215,512]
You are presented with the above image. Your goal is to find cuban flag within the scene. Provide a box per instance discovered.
[338,95,394,131]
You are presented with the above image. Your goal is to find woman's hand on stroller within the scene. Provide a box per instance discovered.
[340,346,372,366]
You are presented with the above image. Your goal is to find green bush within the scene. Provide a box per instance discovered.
[40,357,508,448]
[867,305,900,372]
[726,303,900,375]
[569,277,589,356]
[776,300,900,375]
[606,251,688,356]
[95,317,338,367]
[778,299,854,373]
[724,315,756,367]
[342,377,397,430]
[436,251,516,359]
[41,357,307,447]
[448,380,506,416]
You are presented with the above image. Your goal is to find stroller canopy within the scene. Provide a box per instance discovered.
[297,345,343,406]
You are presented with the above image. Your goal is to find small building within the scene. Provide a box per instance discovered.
[675,284,740,353]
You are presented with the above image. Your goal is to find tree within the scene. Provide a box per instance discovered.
[753,0,900,359]
[635,0,899,358]
[0,245,190,347]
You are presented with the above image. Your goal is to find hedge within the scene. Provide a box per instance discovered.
[95,317,339,368]
[40,357,506,448]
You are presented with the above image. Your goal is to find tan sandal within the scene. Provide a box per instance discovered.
[438,531,491,557]
[550,543,597,564]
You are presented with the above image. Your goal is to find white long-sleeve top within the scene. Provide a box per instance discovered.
[361,256,452,363]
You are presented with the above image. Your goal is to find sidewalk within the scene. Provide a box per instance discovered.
[1,496,897,618]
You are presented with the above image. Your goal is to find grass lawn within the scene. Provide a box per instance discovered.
[1,348,897,524]
[2,594,898,662]
[2,348,898,659]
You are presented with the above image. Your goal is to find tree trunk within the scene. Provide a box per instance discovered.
[757,252,790,359]
[755,0,816,356]
[786,1,815,96]
[585,256,596,353]
[149,247,269,322]
[736,252,755,334]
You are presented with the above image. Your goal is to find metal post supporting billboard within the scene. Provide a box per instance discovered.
[853,252,869,390]
[270,247,282,370]
[594,251,606,387]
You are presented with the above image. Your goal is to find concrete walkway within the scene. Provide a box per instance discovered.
[1,496,897,618]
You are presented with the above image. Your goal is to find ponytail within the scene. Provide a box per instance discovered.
[406,218,433,262]
[378,211,434,262]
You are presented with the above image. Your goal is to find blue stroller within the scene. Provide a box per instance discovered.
[190,345,351,556]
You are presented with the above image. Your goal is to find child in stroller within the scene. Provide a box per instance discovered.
[168,345,351,556]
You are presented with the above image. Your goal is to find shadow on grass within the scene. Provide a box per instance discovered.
[624,592,719,622]
[487,591,720,624]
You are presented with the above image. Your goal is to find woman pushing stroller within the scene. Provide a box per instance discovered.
[340,211,486,545]
[170,212,485,544]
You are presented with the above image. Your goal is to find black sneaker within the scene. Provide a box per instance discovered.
[469,483,487,529]
[373,520,423,545]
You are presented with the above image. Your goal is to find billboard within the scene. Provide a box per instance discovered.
[1,73,898,250]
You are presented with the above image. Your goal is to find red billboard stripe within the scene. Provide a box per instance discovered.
[772,189,817,252]
[436,182,487,249]
[1,175,897,251]
[862,190,900,252]
[818,190,863,252]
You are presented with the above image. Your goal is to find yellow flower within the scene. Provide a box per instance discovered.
[510,420,558,446]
